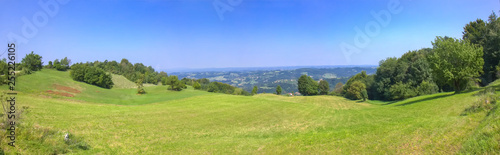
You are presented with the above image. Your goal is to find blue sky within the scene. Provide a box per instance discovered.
[1,0,499,72]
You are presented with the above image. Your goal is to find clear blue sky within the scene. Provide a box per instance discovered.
[1,0,499,71]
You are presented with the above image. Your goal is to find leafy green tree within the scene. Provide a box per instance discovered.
[463,12,500,85]
[165,75,184,91]
[345,81,366,100]
[60,57,71,69]
[21,51,43,73]
[298,75,319,96]
[193,81,201,90]
[136,76,146,94]
[161,77,168,86]
[333,82,344,95]
[0,59,8,84]
[276,85,282,95]
[252,86,258,95]
[428,36,484,93]
[361,89,368,101]
[319,80,329,95]
[46,61,53,69]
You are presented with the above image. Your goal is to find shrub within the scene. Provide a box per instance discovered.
[416,81,439,95]
[389,82,417,100]
[193,82,201,90]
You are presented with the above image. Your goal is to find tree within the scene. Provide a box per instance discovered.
[136,76,146,94]
[319,80,330,95]
[428,36,484,93]
[345,80,366,100]
[47,61,53,69]
[0,59,8,84]
[60,57,71,69]
[193,82,201,90]
[252,86,258,95]
[161,77,168,86]
[165,75,184,91]
[21,51,43,73]
[463,12,500,85]
[276,85,282,95]
[333,82,344,95]
[298,75,319,96]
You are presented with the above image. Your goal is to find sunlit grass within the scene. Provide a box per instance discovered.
[0,69,498,154]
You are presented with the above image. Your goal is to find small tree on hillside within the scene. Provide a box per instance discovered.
[276,85,282,95]
[165,76,184,91]
[21,51,43,73]
[193,81,201,90]
[46,61,53,69]
[252,86,258,95]
[136,77,146,94]
[319,80,330,95]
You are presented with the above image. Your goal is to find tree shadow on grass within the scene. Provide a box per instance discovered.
[395,93,454,106]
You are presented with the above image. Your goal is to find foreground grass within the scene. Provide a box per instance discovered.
[0,69,498,154]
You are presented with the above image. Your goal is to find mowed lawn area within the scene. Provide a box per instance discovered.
[0,69,498,154]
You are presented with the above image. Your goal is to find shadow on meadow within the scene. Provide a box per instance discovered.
[395,93,454,106]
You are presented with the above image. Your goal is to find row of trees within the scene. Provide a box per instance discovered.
[46,57,71,71]
[336,12,500,101]
[296,75,330,96]
[462,12,500,85]
[340,36,484,101]
[176,77,251,95]
[81,59,169,85]
[70,63,114,89]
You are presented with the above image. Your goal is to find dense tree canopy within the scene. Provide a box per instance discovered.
[21,51,43,73]
[428,36,484,93]
[70,63,114,89]
[319,80,329,95]
[463,12,500,85]
[298,75,318,96]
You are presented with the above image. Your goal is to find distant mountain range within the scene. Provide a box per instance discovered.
[165,65,377,73]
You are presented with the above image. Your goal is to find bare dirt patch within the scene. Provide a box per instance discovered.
[46,90,74,97]
[53,84,81,94]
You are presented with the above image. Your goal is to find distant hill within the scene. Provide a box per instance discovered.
[2,69,498,154]
[166,65,377,73]
[171,67,377,93]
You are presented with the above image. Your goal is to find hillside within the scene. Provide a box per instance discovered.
[0,69,498,154]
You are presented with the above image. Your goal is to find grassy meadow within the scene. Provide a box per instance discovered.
[0,69,498,154]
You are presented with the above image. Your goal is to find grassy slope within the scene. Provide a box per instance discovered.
[1,69,498,154]
[111,73,137,89]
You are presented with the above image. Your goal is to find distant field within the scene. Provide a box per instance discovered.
[0,69,498,154]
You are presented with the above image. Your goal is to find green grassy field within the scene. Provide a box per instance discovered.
[0,69,498,154]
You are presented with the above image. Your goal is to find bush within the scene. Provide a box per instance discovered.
[462,87,497,116]
[416,81,439,95]
[389,82,417,100]
[193,82,201,90]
